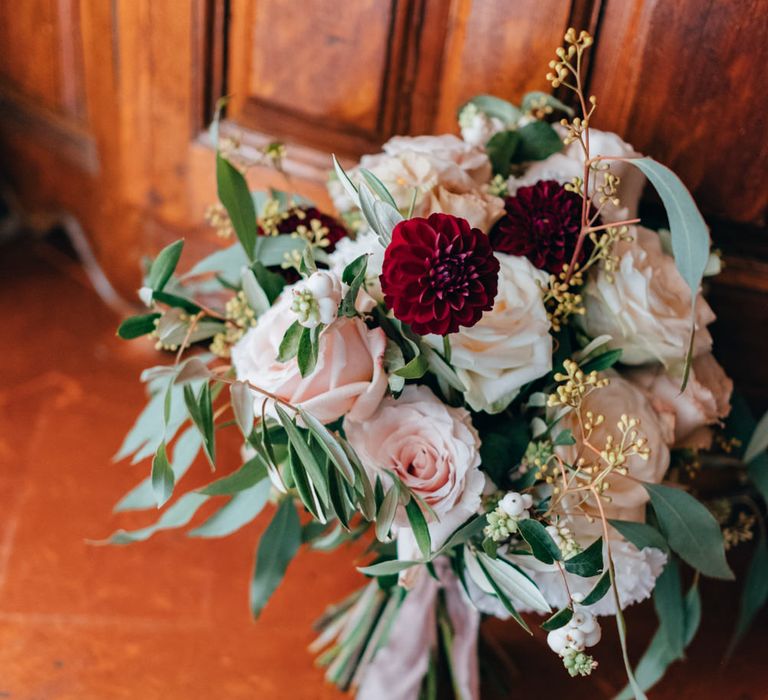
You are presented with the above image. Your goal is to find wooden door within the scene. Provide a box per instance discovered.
[0,0,766,401]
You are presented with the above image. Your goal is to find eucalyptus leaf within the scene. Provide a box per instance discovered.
[486,130,520,178]
[357,559,421,577]
[117,313,160,340]
[563,537,604,577]
[189,479,271,538]
[580,348,623,373]
[299,409,355,484]
[653,560,685,659]
[151,443,174,507]
[541,606,573,631]
[581,570,611,606]
[199,454,268,496]
[250,498,302,618]
[104,492,209,544]
[359,168,398,209]
[278,321,303,362]
[728,534,768,655]
[629,158,709,311]
[609,519,669,553]
[147,239,184,292]
[114,428,201,512]
[518,519,561,564]
[514,121,563,162]
[332,154,359,207]
[469,550,551,614]
[462,95,522,125]
[275,405,330,507]
[375,487,399,542]
[241,268,270,316]
[405,499,432,559]
[217,152,257,260]
[644,483,733,579]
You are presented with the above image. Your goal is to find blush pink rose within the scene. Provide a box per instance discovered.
[345,385,484,550]
[628,352,733,450]
[555,374,673,521]
[231,291,388,424]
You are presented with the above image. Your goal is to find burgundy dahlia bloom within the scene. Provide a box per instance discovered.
[380,213,500,336]
[490,180,594,273]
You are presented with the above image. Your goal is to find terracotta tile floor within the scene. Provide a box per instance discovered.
[1,238,766,699]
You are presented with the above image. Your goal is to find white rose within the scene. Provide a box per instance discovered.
[426,253,552,413]
[508,127,646,220]
[579,227,715,366]
[345,384,484,551]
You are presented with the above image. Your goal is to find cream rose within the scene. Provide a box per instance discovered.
[628,352,733,450]
[421,186,505,232]
[426,253,552,414]
[344,385,484,550]
[508,127,646,220]
[555,374,673,520]
[580,227,715,366]
[330,135,502,232]
[231,291,388,424]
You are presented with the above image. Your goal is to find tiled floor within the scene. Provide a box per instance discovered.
[1,238,766,699]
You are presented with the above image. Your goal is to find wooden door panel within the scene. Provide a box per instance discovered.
[228,0,413,155]
[433,0,576,132]
[588,0,768,226]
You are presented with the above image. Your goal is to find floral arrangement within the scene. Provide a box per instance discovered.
[108,29,768,699]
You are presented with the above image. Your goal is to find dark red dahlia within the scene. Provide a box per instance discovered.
[380,213,500,336]
[490,180,595,273]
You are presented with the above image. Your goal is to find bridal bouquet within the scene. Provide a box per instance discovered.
[109,29,768,699]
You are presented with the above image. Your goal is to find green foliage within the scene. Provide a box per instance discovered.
[198,454,268,496]
[151,290,202,314]
[563,537,604,577]
[580,348,623,373]
[115,428,202,512]
[581,570,611,605]
[147,239,184,293]
[358,559,421,576]
[514,121,563,162]
[250,498,302,618]
[359,168,398,209]
[617,575,701,699]
[340,254,368,317]
[477,418,530,487]
[297,325,321,376]
[609,519,669,553]
[251,261,286,304]
[405,498,432,559]
[150,442,174,507]
[183,382,216,468]
[358,181,403,246]
[728,534,768,656]
[486,131,520,178]
[518,519,562,564]
[375,487,398,542]
[644,483,733,579]
[541,606,574,631]
[117,313,160,340]
[277,321,303,362]
[460,95,522,125]
[653,560,685,658]
[189,480,271,538]
[216,152,257,260]
[105,492,210,544]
